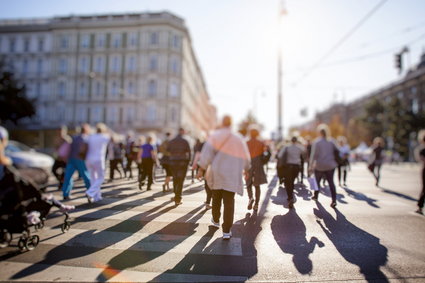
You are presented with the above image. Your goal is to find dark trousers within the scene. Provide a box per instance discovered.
[205,180,212,204]
[284,164,300,201]
[314,169,337,202]
[171,162,189,203]
[418,167,425,208]
[212,189,235,233]
[126,155,135,178]
[247,185,260,205]
[139,158,154,188]
[337,165,347,184]
[52,159,66,185]
[109,159,124,180]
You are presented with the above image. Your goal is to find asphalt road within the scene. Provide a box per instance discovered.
[0,162,424,282]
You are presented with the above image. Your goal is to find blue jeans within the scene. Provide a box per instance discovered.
[62,158,91,197]
[314,169,336,202]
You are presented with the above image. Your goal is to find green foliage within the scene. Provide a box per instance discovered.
[0,70,36,124]
[360,98,385,142]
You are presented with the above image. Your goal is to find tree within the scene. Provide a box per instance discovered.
[0,68,36,124]
[360,98,385,143]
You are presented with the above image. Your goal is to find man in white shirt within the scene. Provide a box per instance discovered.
[86,123,110,203]
[197,115,251,240]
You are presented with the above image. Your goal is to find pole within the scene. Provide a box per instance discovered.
[277,1,286,141]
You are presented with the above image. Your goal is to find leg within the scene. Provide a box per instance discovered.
[85,160,97,198]
[417,167,425,210]
[74,159,91,189]
[337,165,342,184]
[254,185,261,209]
[109,160,114,180]
[205,180,212,204]
[222,190,235,233]
[147,158,154,189]
[211,189,223,224]
[62,159,77,198]
[325,169,337,204]
[343,167,347,184]
[313,170,324,199]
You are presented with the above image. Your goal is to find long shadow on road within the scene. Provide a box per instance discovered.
[314,202,389,283]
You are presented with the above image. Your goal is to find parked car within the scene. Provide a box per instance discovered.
[5,141,54,173]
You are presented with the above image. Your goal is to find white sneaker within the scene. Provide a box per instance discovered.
[205,202,212,209]
[210,218,220,228]
[222,231,232,240]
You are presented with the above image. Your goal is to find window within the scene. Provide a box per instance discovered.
[149,55,158,71]
[76,106,87,123]
[147,105,156,121]
[148,80,157,97]
[9,38,16,53]
[95,81,102,97]
[397,91,404,99]
[22,59,29,74]
[111,80,119,97]
[37,59,43,73]
[108,106,118,123]
[126,106,135,122]
[127,56,136,72]
[24,38,30,52]
[97,34,105,48]
[95,57,104,73]
[35,82,41,97]
[112,34,121,48]
[129,32,138,47]
[79,81,87,97]
[170,58,179,74]
[58,82,66,98]
[59,58,67,74]
[60,35,69,49]
[169,82,179,97]
[172,35,180,48]
[112,56,121,73]
[150,32,159,45]
[38,38,44,52]
[79,57,89,73]
[80,34,90,48]
[92,106,103,123]
[170,107,177,122]
[127,81,134,95]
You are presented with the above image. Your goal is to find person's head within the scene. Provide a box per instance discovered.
[0,126,9,147]
[337,136,347,146]
[373,137,384,147]
[178,127,185,136]
[138,135,146,145]
[146,135,154,144]
[222,115,232,128]
[198,131,207,143]
[418,129,425,144]
[81,123,91,134]
[291,136,298,143]
[317,124,330,139]
[248,125,260,139]
[96,123,108,134]
[165,132,171,139]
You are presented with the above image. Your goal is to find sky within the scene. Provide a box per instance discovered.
[1,0,425,138]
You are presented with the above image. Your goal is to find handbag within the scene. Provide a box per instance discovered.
[307,175,319,191]
[57,141,70,160]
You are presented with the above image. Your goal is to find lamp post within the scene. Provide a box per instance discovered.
[277,0,287,141]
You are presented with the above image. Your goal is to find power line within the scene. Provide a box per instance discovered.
[292,0,388,87]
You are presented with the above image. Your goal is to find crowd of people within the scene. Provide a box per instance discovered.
[1,116,425,240]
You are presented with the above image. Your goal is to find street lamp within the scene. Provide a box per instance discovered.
[277,0,287,141]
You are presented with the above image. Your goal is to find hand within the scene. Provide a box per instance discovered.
[192,163,198,171]
[196,168,205,180]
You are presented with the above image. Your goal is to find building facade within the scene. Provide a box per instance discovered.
[0,12,217,147]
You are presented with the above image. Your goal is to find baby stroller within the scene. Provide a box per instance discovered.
[0,165,71,251]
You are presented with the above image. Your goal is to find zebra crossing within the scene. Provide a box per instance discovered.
[0,168,272,282]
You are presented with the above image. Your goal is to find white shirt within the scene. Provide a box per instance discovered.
[86,133,110,162]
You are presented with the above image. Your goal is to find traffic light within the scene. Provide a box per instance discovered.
[394,53,402,73]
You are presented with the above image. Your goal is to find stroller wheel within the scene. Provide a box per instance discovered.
[25,235,40,251]
[0,231,12,248]
[61,222,71,233]
[18,238,27,251]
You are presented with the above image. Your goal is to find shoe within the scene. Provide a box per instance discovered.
[311,195,318,201]
[162,184,166,192]
[63,196,70,201]
[288,200,294,209]
[147,186,151,191]
[210,218,220,228]
[86,194,94,204]
[415,208,423,214]
[343,183,347,187]
[175,200,182,206]
[330,201,337,208]
[253,204,259,211]
[247,198,254,210]
[222,231,232,240]
[205,202,212,209]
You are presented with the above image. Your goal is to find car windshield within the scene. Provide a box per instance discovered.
[5,141,33,153]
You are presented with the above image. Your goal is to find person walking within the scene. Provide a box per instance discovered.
[124,133,137,179]
[52,126,72,190]
[281,136,306,209]
[245,126,268,211]
[138,135,158,191]
[337,136,351,187]
[197,115,251,240]
[415,130,425,214]
[308,124,338,208]
[368,137,385,186]
[159,132,172,192]
[192,132,212,209]
[61,124,91,201]
[107,135,125,182]
[167,128,191,205]
[85,123,110,203]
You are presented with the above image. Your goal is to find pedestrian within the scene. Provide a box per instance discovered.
[281,136,306,209]
[276,140,289,185]
[245,125,268,211]
[61,124,91,201]
[167,128,191,205]
[368,137,385,186]
[124,133,137,179]
[85,123,110,203]
[138,135,159,191]
[159,132,172,192]
[52,126,72,190]
[107,135,125,182]
[414,129,425,214]
[308,124,338,208]
[197,115,251,240]
[337,136,351,187]
[192,132,212,209]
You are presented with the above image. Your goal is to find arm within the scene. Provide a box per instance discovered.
[0,142,12,165]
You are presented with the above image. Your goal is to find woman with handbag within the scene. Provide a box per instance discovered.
[246,126,268,211]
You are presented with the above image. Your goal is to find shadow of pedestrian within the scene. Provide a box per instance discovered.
[379,187,417,202]
[342,186,380,208]
[271,209,324,275]
[319,185,348,204]
[313,202,388,282]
